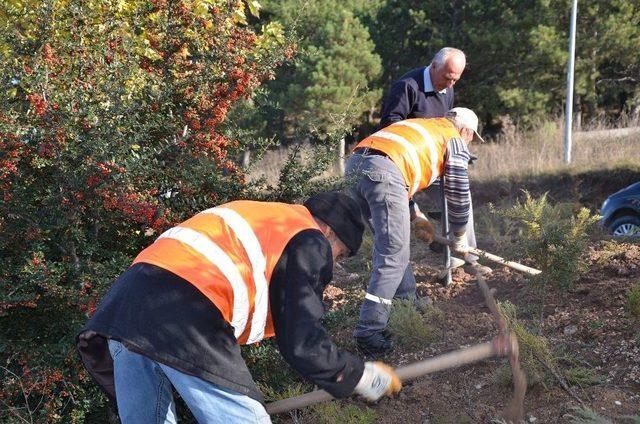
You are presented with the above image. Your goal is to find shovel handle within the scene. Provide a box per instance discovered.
[266,341,498,415]
[432,235,541,276]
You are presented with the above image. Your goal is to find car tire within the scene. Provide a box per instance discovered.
[609,215,640,236]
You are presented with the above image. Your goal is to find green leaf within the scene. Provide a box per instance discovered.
[247,0,261,18]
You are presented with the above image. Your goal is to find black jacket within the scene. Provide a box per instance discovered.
[379,66,454,130]
[76,230,364,404]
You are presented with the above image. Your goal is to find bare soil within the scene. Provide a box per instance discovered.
[274,171,640,424]
[322,238,640,424]
[328,237,640,423]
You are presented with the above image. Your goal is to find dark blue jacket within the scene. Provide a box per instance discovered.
[379,66,454,130]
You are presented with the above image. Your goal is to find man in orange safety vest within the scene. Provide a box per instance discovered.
[346,108,485,354]
[77,192,401,423]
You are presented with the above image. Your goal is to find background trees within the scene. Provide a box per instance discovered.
[257,0,382,139]
[365,0,639,127]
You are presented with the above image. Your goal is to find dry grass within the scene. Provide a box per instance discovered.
[247,121,639,186]
[469,121,640,182]
[247,140,342,186]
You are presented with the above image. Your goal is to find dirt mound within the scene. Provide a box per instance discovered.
[465,166,640,210]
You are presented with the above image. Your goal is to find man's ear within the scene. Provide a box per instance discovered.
[463,128,474,143]
[313,217,330,236]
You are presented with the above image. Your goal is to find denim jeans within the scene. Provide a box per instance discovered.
[108,340,271,424]
[345,153,416,338]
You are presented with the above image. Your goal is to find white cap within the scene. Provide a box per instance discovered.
[445,107,485,143]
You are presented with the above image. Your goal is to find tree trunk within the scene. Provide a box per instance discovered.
[573,93,582,131]
[338,137,345,176]
[630,101,640,125]
[585,38,599,122]
[242,149,251,169]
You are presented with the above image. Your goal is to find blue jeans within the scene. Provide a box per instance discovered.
[345,153,416,338]
[108,340,271,424]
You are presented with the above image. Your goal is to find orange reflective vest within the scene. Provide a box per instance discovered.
[133,201,320,345]
[354,118,461,196]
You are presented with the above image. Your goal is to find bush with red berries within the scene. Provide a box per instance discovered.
[0,0,292,421]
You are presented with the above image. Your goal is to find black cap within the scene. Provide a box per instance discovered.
[304,191,365,257]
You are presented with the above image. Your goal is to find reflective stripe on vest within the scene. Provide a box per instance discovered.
[132,201,320,344]
[374,130,422,194]
[393,121,440,188]
[158,226,251,340]
[201,207,269,344]
[354,118,459,196]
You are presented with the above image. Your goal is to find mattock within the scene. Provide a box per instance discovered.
[265,277,527,421]
[476,274,527,423]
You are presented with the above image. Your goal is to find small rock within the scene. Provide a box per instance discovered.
[614,400,622,406]
[475,383,483,390]
[529,416,537,423]
[564,325,578,336]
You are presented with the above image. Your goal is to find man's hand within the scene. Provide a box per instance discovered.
[413,213,436,244]
[451,232,470,254]
[354,361,402,402]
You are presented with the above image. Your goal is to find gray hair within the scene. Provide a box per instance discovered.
[431,47,466,68]
[445,115,465,131]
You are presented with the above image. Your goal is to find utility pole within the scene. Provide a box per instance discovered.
[563,0,578,164]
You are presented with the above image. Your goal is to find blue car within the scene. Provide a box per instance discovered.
[600,181,640,236]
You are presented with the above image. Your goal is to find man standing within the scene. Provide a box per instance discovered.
[379,47,466,130]
[77,192,401,423]
[346,108,484,354]
[379,47,490,277]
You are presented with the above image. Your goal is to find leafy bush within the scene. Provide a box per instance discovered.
[0,0,294,421]
[626,283,640,318]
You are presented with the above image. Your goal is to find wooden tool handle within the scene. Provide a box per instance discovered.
[470,247,541,276]
[266,341,496,415]
[432,235,541,276]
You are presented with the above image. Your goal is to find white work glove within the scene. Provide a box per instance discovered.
[413,213,436,244]
[354,361,402,402]
[451,232,470,255]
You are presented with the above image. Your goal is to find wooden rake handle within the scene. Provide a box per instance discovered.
[266,337,510,415]
[432,235,541,276]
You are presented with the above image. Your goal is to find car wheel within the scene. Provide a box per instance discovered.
[609,215,640,236]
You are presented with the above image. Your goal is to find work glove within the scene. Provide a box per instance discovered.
[451,232,471,255]
[354,361,402,402]
[413,213,436,244]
